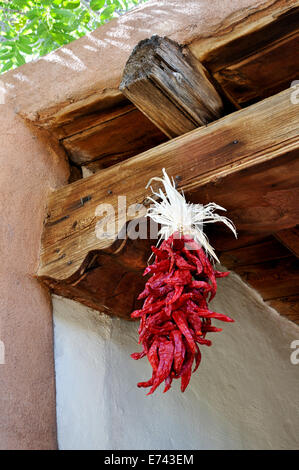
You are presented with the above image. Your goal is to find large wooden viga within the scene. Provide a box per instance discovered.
[119,35,224,138]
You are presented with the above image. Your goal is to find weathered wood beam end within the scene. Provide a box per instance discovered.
[119,35,224,138]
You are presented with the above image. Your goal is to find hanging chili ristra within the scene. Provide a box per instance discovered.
[131,169,237,394]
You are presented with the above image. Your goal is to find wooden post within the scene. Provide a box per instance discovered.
[119,36,223,138]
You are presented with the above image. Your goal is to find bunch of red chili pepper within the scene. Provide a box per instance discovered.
[131,232,233,394]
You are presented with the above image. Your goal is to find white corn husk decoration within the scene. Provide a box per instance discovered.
[146,168,237,263]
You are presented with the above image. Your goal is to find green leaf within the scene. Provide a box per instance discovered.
[62,0,81,9]
[24,9,42,20]
[10,0,31,8]
[0,51,15,60]
[51,8,76,19]
[1,60,14,74]
[39,37,56,56]
[15,49,26,66]
[51,30,75,45]
[116,0,127,9]
[19,35,34,45]
[1,41,16,48]
[17,42,33,54]
[22,18,40,34]
[0,48,10,56]
[78,10,90,24]
[101,5,115,19]
[90,0,105,11]
[20,35,39,46]
[37,22,48,36]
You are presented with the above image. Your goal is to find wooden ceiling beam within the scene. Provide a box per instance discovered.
[119,36,224,138]
[220,236,299,324]
[233,256,299,301]
[274,226,299,258]
[190,2,299,107]
[219,237,291,269]
[267,296,299,325]
[37,88,298,291]
[61,103,166,168]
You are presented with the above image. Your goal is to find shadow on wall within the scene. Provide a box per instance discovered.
[52,270,299,450]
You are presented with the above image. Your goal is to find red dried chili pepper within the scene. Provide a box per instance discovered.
[151,246,169,260]
[172,310,196,355]
[214,270,230,278]
[186,311,203,336]
[180,345,194,392]
[147,340,174,395]
[143,259,170,276]
[193,343,202,373]
[163,375,173,393]
[170,330,185,375]
[131,232,234,394]
[175,254,196,271]
[137,379,154,388]
[147,339,159,372]
[131,351,146,360]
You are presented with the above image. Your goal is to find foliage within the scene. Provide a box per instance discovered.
[0,0,148,74]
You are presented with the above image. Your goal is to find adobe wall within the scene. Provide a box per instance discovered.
[0,106,68,449]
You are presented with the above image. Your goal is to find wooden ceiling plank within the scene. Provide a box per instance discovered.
[234,256,299,301]
[194,3,299,73]
[189,3,299,108]
[119,36,224,138]
[62,106,166,166]
[219,237,291,269]
[267,295,299,325]
[213,32,299,107]
[274,226,299,258]
[58,100,133,139]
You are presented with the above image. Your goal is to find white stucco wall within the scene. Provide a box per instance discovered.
[53,271,299,450]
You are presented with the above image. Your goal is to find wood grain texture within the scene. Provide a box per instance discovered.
[267,296,299,325]
[274,226,299,258]
[119,35,223,138]
[37,88,299,283]
[41,236,152,319]
[195,3,299,73]
[44,90,126,134]
[220,235,299,324]
[189,151,299,235]
[62,104,166,166]
[55,97,129,139]
[234,256,299,301]
[219,237,291,268]
[214,33,299,107]
[190,2,299,107]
